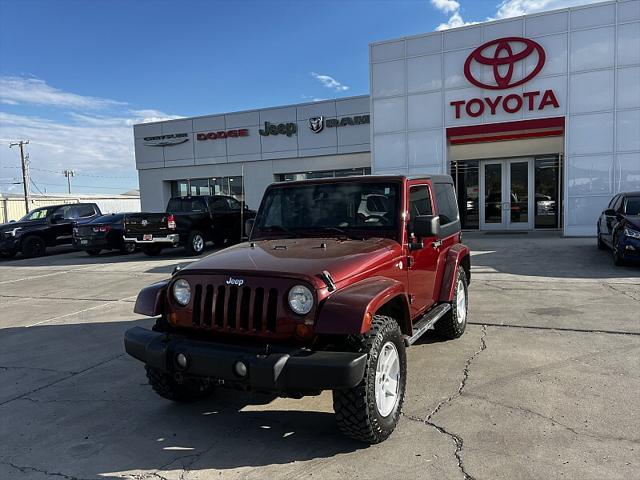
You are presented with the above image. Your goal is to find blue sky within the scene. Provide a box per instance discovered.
[0,0,600,194]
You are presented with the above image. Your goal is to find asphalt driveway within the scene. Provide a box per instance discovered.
[0,232,638,480]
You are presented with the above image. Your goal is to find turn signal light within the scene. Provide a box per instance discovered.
[362,312,373,333]
[167,215,176,230]
[295,324,313,339]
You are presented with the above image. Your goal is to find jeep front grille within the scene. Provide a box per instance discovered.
[191,283,279,333]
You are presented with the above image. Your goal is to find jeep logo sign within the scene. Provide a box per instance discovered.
[225,277,244,286]
[259,122,297,137]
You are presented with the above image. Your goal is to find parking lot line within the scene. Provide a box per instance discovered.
[25,295,138,328]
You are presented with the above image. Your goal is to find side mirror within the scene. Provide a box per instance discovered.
[244,218,255,237]
[604,208,616,216]
[413,215,440,239]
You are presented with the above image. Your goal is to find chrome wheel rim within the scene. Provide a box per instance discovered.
[456,280,467,324]
[193,235,204,252]
[375,341,400,417]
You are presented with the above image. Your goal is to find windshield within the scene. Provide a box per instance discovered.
[19,207,51,222]
[626,196,640,215]
[252,181,400,239]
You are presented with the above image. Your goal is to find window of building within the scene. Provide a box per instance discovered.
[433,183,459,225]
[170,176,244,201]
[276,167,371,182]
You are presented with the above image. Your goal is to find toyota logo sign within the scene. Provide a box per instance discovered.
[464,37,546,90]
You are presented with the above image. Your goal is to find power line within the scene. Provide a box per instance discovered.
[0,166,138,179]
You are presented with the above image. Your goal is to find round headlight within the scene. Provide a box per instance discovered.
[288,285,314,315]
[173,279,191,306]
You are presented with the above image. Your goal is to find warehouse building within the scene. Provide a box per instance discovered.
[134,0,639,236]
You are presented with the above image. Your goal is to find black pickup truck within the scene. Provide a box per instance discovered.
[123,195,255,256]
[0,203,101,258]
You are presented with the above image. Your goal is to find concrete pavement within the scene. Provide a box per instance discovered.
[0,233,638,479]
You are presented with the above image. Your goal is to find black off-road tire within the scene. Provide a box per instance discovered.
[612,232,626,266]
[86,249,101,256]
[186,231,205,256]
[145,366,214,403]
[332,315,407,444]
[142,245,162,256]
[435,266,468,339]
[0,251,17,259]
[22,236,46,258]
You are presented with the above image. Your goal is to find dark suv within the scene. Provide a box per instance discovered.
[124,175,470,443]
[0,203,101,258]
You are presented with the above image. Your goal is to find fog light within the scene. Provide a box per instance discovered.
[234,361,248,377]
[176,353,188,370]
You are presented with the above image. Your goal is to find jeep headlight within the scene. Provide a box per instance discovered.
[624,227,640,239]
[288,285,314,315]
[173,279,191,306]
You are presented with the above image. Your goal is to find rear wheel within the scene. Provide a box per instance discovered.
[435,266,468,340]
[120,242,136,254]
[22,236,46,258]
[142,245,162,256]
[332,315,406,444]
[145,366,214,403]
[86,249,101,256]
[186,231,205,256]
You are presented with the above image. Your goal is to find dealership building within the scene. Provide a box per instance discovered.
[134,0,640,236]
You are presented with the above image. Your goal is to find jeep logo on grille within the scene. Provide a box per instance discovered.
[226,277,244,286]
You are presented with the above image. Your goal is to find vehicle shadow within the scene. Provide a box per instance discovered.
[0,319,364,478]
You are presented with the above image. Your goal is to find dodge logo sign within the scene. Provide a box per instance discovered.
[309,116,324,133]
[143,133,189,147]
[464,37,546,90]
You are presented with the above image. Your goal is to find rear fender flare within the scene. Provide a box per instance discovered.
[134,280,169,316]
[438,244,471,302]
[315,277,410,335]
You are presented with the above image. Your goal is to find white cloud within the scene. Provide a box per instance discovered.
[0,76,126,109]
[310,72,349,92]
[431,0,603,31]
[431,0,460,14]
[0,77,182,193]
[494,0,604,19]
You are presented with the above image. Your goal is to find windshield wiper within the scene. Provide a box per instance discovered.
[321,227,363,240]
[258,225,300,238]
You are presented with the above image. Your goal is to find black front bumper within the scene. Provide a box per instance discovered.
[124,326,367,392]
[0,236,19,254]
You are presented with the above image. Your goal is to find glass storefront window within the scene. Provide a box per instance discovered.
[451,160,479,229]
[190,179,210,196]
[535,156,561,229]
[276,167,371,182]
[170,176,244,201]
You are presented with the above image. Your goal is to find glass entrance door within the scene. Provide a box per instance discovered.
[480,159,534,230]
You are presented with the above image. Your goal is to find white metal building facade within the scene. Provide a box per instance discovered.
[134,0,639,236]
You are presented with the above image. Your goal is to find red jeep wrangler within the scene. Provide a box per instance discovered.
[124,175,471,443]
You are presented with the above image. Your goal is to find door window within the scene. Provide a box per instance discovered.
[433,183,459,225]
[74,205,96,218]
[210,198,230,211]
[612,195,624,212]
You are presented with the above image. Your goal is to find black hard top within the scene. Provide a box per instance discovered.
[272,174,453,187]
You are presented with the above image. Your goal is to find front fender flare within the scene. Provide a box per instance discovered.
[315,277,409,335]
[438,244,471,302]
[134,280,169,316]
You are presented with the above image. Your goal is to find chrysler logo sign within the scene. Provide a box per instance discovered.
[464,37,546,90]
[143,133,189,147]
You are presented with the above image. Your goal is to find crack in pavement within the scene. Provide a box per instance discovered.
[464,393,640,444]
[0,460,97,480]
[0,354,124,407]
[402,325,488,480]
[0,365,75,374]
[604,283,640,302]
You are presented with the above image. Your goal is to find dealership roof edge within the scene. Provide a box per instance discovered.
[133,94,371,128]
[368,0,620,46]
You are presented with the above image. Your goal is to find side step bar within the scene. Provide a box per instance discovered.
[403,303,451,346]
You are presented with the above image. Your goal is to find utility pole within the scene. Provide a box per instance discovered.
[63,169,75,194]
[9,140,30,213]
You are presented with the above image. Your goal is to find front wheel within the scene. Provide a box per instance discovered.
[120,242,137,255]
[332,315,406,444]
[22,236,46,258]
[435,266,468,339]
[613,233,626,266]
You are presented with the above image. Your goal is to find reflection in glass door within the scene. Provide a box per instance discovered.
[480,159,534,230]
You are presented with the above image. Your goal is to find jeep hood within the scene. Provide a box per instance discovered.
[181,238,402,287]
